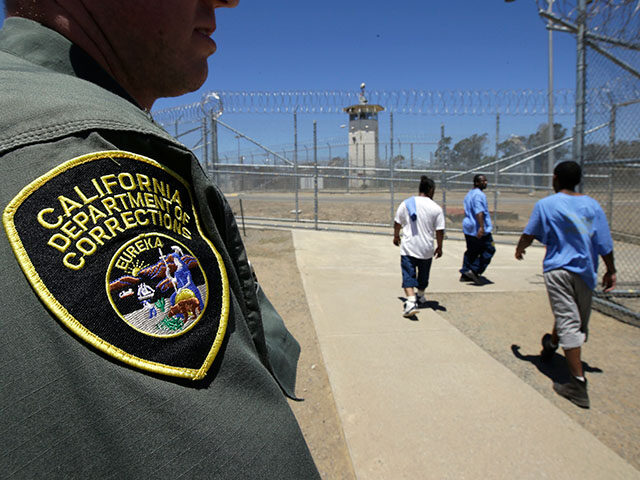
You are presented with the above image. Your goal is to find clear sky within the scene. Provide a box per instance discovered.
[151,0,578,109]
[0,1,580,161]
[161,0,579,159]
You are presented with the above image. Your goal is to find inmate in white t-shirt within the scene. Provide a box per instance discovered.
[394,196,445,259]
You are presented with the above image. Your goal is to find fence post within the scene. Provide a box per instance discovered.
[410,143,414,169]
[314,120,318,230]
[494,113,500,232]
[239,197,246,237]
[201,117,209,172]
[607,104,616,225]
[210,112,218,183]
[362,143,366,187]
[390,112,395,224]
[440,123,447,220]
[547,0,555,188]
[294,110,299,223]
[575,0,587,193]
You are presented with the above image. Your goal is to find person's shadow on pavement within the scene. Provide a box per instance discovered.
[398,296,447,312]
[511,344,603,384]
[419,300,446,311]
[472,276,494,286]
[398,297,447,321]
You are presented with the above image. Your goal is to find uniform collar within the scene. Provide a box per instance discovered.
[0,17,140,108]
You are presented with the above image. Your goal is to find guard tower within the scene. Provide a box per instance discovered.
[343,83,384,188]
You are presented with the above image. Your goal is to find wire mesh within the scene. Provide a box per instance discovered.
[576,0,640,321]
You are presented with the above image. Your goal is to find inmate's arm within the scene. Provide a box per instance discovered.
[601,251,617,292]
[393,222,402,246]
[476,211,485,238]
[434,230,444,258]
[515,233,535,260]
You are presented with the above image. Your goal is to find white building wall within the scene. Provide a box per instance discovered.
[348,127,378,188]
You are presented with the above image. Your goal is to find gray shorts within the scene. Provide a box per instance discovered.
[543,269,592,350]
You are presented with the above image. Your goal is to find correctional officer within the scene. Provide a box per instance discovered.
[0,1,320,477]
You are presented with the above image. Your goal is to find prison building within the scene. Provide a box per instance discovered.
[343,88,384,189]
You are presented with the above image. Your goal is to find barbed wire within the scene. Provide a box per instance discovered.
[152,89,584,124]
[537,0,640,47]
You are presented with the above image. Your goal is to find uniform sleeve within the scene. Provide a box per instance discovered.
[207,182,302,398]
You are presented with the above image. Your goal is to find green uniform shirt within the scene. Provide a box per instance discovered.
[0,17,319,479]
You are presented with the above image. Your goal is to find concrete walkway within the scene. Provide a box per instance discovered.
[292,230,639,480]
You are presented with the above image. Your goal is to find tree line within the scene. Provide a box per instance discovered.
[431,122,640,186]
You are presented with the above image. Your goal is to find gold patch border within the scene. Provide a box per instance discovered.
[2,150,229,381]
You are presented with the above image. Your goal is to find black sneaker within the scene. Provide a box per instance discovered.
[465,270,482,285]
[540,333,557,362]
[459,273,473,282]
[553,376,590,409]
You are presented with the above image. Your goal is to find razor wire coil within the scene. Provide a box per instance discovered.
[152,88,588,124]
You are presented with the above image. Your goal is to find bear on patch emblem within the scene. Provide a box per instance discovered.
[107,233,207,337]
[3,150,228,380]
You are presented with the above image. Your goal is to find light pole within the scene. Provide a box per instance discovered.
[546,0,555,186]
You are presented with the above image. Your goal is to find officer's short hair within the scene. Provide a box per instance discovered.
[419,175,435,195]
[554,161,581,190]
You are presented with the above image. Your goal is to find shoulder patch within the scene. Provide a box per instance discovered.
[3,150,228,380]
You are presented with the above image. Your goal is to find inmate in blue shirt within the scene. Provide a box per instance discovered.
[462,188,492,236]
[523,192,613,290]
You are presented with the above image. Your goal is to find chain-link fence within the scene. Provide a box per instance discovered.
[151,88,596,238]
[151,1,639,324]
[153,90,578,237]
[539,0,640,324]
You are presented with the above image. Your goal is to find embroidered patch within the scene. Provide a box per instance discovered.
[3,151,228,380]
[107,233,207,337]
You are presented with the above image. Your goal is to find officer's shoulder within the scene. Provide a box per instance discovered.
[0,51,175,154]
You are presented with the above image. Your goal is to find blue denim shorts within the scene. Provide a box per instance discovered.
[401,255,433,289]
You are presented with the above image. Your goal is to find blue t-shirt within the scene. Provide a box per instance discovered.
[462,188,492,236]
[523,192,613,290]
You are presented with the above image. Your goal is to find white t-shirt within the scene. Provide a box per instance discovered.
[394,196,445,259]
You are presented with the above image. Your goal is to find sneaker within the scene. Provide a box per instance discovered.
[540,333,558,362]
[553,376,590,409]
[416,295,428,306]
[403,300,419,318]
[459,273,473,282]
[464,270,482,285]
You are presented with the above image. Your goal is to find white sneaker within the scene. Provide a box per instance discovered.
[403,300,419,317]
